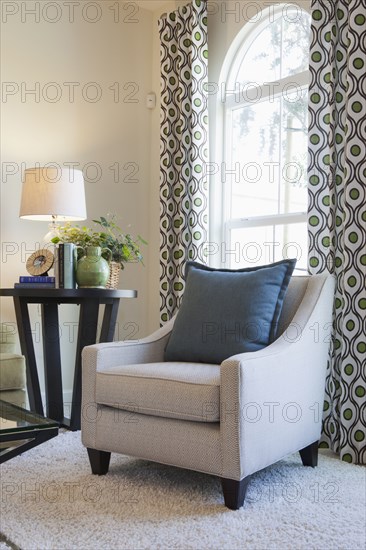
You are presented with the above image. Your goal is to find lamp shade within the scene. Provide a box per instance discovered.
[19,167,87,221]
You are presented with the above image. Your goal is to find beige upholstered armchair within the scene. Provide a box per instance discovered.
[0,324,26,407]
[82,271,334,509]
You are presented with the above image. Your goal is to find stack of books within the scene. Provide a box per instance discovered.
[54,243,77,289]
[14,276,55,289]
[15,244,77,290]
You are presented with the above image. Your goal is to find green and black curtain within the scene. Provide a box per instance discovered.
[159,0,209,324]
[308,0,366,464]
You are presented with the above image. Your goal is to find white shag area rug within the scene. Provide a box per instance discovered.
[0,432,365,550]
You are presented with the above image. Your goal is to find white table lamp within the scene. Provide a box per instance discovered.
[19,167,87,241]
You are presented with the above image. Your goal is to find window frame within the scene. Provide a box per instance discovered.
[216,4,311,271]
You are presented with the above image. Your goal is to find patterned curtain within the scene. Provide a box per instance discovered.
[308,0,366,464]
[158,0,209,324]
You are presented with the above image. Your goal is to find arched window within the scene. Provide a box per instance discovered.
[219,5,311,271]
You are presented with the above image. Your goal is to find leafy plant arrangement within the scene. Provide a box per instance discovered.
[51,215,146,269]
[93,215,146,267]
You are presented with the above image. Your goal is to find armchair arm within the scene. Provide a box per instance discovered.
[84,316,175,370]
[220,274,335,480]
[81,317,175,446]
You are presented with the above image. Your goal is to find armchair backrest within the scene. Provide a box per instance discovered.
[0,323,16,354]
[151,274,333,357]
[276,274,332,337]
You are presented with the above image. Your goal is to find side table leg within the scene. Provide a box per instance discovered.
[70,300,99,431]
[13,297,44,415]
[100,300,120,342]
[42,303,64,421]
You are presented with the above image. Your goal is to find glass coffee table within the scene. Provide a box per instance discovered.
[0,400,59,464]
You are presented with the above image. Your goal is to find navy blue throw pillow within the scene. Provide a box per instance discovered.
[164,259,296,364]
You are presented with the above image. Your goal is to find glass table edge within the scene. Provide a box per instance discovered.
[0,400,59,434]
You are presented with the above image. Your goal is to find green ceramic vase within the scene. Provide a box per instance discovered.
[76,246,111,288]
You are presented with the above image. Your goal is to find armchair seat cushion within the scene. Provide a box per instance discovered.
[96,362,220,423]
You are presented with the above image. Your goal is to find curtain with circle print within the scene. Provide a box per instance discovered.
[308,0,366,464]
[158,0,209,325]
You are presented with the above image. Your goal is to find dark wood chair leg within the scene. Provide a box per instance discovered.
[299,440,319,467]
[221,476,250,510]
[87,448,111,475]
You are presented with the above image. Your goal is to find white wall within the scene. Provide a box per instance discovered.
[0,0,154,397]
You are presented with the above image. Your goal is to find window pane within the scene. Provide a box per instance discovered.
[234,11,311,87]
[274,222,308,271]
[236,18,282,85]
[282,13,311,78]
[228,222,308,271]
[229,88,308,219]
[230,98,281,218]
[280,88,308,214]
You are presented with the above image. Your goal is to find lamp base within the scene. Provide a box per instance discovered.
[43,221,60,243]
